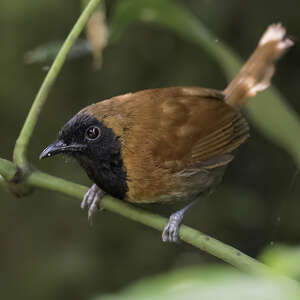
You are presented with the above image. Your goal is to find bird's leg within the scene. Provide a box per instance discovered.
[162,200,197,243]
[81,184,106,224]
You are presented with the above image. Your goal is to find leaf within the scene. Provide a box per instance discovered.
[261,244,300,280]
[94,266,300,300]
[24,39,91,64]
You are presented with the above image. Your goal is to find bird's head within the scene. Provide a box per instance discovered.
[40,112,127,199]
[40,113,111,161]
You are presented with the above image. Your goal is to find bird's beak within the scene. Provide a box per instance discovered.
[39,140,86,159]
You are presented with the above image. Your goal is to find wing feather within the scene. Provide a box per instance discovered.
[189,113,249,164]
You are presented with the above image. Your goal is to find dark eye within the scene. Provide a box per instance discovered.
[86,126,101,140]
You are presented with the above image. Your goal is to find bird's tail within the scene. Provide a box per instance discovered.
[224,23,293,109]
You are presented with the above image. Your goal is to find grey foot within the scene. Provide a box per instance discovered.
[162,211,183,243]
[162,200,197,243]
[81,184,105,224]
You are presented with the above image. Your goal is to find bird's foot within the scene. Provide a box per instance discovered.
[81,184,105,224]
[162,211,183,243]
[162,200,197,243]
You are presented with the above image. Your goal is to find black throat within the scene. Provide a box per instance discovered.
[62,113,128,200]
[76,152,128,200]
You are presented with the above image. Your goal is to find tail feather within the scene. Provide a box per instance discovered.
[224,23,293,108]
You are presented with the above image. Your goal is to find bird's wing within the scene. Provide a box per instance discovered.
[139,87,250,172]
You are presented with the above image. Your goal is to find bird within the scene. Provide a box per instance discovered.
[40,24,293,243]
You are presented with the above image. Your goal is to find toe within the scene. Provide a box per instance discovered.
[169,224,178,243]
[162,225,170,242]
[171,227,179,243]
[162,221,180,243]
[81,185,105,224]
[88,209,94,225]
[89,201,97,217]
[80,192,89,209]
[86,190,96,206]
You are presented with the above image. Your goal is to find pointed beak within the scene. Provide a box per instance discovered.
[39,140,86,160]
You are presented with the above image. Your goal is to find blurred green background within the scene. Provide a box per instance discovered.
[1,0,300,299]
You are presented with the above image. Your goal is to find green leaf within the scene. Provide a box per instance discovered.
[24,39,91,64]
[261,245,300,280]
[94,266,300,300]
[110,0,300,166]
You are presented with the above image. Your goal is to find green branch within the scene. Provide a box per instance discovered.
[0,158,17,180]
[13,0,101,169]
[0,157,270,276]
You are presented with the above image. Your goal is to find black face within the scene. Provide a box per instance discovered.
[40,113,128,200]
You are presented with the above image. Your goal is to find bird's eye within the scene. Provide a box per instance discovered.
[86,126,101,140]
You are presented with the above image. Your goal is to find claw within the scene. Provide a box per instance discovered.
[81,184,105,224]
[162,212,182,243]
[162,200,197,243]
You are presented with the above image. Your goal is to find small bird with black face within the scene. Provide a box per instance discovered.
[40,24,293,243]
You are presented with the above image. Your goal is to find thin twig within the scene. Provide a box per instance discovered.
[0,158,17,181]
[13,0,101,169]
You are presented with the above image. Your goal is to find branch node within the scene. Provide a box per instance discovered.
[8,165,34,197]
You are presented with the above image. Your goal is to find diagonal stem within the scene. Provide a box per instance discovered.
[13,0,101,170]
[0,157,276,277]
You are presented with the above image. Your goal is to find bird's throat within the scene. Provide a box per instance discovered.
[73,141,128,200]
